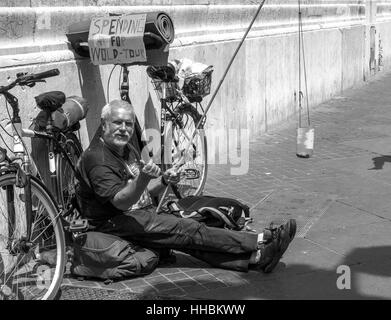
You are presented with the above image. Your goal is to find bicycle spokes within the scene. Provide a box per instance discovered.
[0,180,61,300]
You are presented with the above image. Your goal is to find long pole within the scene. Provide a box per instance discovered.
[156,1,267,212]
[184,0,267,156]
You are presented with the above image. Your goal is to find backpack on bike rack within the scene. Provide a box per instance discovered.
[165,196,252,231]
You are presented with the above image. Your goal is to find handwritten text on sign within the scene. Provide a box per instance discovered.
[88,14,147,65]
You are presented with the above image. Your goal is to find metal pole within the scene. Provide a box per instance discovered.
[158,1,267,210]
[183,0,267,156]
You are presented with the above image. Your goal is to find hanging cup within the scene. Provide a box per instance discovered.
[296,127,314,158]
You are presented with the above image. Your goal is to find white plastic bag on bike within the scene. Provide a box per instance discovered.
[170,58,212,89]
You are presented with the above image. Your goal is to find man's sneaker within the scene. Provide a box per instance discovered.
[257,219,297,273]
[262,219,297,245]
[254,240,279,271]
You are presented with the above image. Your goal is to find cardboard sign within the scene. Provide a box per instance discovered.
[88,14,147,65]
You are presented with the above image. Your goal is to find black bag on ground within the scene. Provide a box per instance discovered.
[71,232,159,281]
[166,196,251,231]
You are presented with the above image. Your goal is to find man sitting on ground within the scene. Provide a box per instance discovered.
[76,99,296,273]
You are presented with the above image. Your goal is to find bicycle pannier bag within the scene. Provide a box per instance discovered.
[71,232,159,280]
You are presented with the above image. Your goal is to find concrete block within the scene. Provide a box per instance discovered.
[342,26,365,90]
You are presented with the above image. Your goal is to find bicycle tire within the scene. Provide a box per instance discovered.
[55,132,83,211]
[0,173,65,300]
[163,103,208,199]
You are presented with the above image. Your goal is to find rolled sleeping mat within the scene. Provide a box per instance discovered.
[34,96,89,132]
[66,12,174,58]
[53,96,89,131]
[107,11,175,50]
[131,11,174,66]
[143,11,175,49]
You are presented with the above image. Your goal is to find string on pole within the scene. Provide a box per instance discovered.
[296,0,314,158]
[298,0,311,128]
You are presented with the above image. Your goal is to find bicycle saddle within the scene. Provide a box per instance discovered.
[146,64,178,83]
[35,91,66,112]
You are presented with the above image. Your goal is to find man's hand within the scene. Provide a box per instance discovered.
[141,159,161,178]
[163,167,181,185]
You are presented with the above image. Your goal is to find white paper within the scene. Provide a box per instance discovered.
[88,14,147,65]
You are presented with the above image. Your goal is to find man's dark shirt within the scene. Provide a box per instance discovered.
[76,135,135,224]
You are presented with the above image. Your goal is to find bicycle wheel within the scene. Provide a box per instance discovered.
[163,103,208,198]
[0,173,65,300]
[56,132,82,211]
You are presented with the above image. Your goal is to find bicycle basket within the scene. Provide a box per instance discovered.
[182,67,213,101]
[151,80,179,102]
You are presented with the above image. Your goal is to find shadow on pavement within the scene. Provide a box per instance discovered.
[135,245,391,300]
[369,155,391,170]
[236,245,391,300]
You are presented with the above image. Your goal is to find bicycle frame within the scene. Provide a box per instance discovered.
[1,91,36,243]
[27,114,79,207]
[118,64,203,169]
[0,68,78,300]
[0,91,77,245]
[158,83,205,172]
[115,65,207,208]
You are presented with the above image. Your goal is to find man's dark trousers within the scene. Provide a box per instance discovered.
[94,208,258,272]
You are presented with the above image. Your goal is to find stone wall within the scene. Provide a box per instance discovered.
[0,0,389,153]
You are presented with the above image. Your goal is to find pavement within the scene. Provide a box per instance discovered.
[60,71,391,300]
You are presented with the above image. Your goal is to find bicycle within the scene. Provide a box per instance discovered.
[0,69,85,300]
[112,64,208,200]
[145,63,211,199]
[30,97,84,213]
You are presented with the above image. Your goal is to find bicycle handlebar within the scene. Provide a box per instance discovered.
[0,69,60,94]
[28,69,60,81]
[18,68,60,85]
